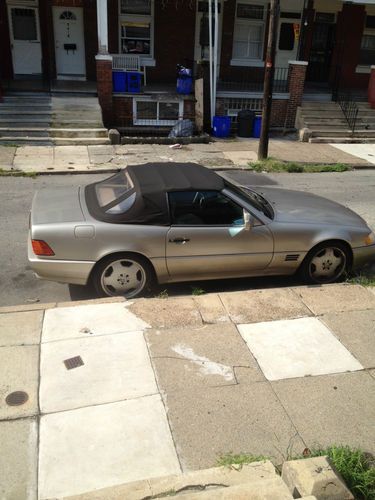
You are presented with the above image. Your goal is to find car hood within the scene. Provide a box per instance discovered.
[257,187,366,227]
[31,187,85,225]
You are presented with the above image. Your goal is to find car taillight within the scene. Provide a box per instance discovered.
[32,240,55,256]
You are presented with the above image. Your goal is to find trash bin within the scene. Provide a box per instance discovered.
[237,109,255,138]
[112,71,126,92]
[212,116,231,138]
[177,77,193,94]
[253,115,262,138]
[127,72,142,93]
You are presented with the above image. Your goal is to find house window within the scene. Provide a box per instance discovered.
[232,2,266,62]
[133,99,183,125]
[278,23,295,51]
[119,0,153,56]
[359,34,375,65]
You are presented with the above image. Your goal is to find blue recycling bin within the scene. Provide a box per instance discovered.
[253,115,262,138]
[127,72,142,93]
[112,71,126,92]
[177,77,193,94]
[212,115,231,138]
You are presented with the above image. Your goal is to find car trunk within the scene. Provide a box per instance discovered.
[31,187,85,225]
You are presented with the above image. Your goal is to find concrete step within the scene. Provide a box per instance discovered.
[0,110,52,117]
[52,137,110,145]
[0,102,51,109]
[0,136,52,145]
[311,129,375,137]
[0,119,51,126]
[309,136,375,143]
[0,128,49,138]
[49,128,108,138]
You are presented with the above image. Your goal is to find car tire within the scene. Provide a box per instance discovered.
[298,241,350,285]
[92,253,154,299]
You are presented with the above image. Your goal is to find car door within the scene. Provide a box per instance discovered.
[166,190,274,281]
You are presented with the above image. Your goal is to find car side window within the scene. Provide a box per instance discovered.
[169,191,244,226]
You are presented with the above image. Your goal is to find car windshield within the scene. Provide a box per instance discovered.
[226,183,274,220]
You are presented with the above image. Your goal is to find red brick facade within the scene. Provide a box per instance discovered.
[285,62,308,128]
[96,58,113,126]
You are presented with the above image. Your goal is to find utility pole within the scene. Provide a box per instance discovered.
[258,0,280,160]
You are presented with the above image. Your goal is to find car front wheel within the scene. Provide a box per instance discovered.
[299,242,349,284]
[92,254,153,299]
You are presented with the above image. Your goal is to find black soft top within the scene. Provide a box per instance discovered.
[85,162,225,224]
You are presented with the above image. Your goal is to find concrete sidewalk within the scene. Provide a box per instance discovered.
[1,283,374,499]
[0,138,374,174]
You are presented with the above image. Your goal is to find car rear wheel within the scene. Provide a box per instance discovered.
[92,254,153,299]
[299,242,349,284]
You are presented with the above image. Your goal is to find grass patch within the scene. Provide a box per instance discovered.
[217,453,269,467]
[191,286,205,296]
[346,271,375,287]
[155,289,169,299]
[249,158,350,174]
[300,446,375,500]
[0,168,37,178]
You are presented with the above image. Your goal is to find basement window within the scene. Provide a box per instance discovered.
[133,99,183,125]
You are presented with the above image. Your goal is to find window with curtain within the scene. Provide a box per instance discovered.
[359,34,375,65]
[232,2,266,62]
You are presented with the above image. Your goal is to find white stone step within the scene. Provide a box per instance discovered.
[0,127,49,138]
[0,136,52,145]
[49,128,108,138]
[52,137,110,145]
[309,136,375,143]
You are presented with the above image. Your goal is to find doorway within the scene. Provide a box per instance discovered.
[53,7,86,79]
[8,5,42,75]
[307,21,335,83]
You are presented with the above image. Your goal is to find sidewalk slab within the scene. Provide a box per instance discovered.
[222,150,257,165]
[0,310,43,346]
[320,310,375,368]
[155,380,304,469]
[38,395,181,499]
[193,293,230,323]
[129,297,202,328]
[146,323,265,390]
[238,317,363,381]
[40,331,157,413]
[219,288,311,324]
[272,371,375,451]
[0,145,16,169]
[0,418,38,500]
[0,345,39,419]
[42,302,149,342]
[295,284,375,315]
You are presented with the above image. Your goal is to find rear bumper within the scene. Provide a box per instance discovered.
[352,244,375,270]
[28,237,95,286]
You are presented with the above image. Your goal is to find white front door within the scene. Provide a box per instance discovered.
[53,7,86,79]
[8,6,42,75]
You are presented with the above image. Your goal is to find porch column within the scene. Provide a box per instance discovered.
[97,0,108,54]
[368,66,375,109]
[284,60,308,129]
[96,0,113,126]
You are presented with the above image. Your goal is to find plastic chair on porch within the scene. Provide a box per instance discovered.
[112,54,147,86]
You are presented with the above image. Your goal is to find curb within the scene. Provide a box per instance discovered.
[1,162,374,175]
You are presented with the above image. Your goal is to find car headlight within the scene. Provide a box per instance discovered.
[364,231,375,245]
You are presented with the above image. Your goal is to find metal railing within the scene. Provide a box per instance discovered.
[217,66,289,93]
[335,89,359,136]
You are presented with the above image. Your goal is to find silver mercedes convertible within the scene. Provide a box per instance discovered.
[28,162,375,298]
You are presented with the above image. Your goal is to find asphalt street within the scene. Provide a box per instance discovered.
[1,169,375,307]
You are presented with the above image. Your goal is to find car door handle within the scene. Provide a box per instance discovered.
[169,238,190,244]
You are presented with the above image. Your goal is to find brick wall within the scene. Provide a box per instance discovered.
[96,58,113,126]
[270,100,287,127]
[83,0,98,80]
[285,62,307,128]
[147,1,196,83]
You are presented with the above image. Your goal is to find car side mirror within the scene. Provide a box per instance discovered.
[243,210,253,231]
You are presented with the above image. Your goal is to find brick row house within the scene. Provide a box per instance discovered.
[0,0,375,138]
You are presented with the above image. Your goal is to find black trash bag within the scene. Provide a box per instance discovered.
[169,119,194,138]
